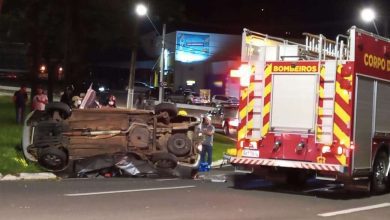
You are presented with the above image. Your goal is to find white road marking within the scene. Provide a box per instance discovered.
[318,203,390,217]
[64,185,196,197]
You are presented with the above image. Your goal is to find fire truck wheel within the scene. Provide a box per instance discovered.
[371,151,389,194]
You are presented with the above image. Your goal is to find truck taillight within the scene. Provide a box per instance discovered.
[321,145,331,154]
[239,140,245,148]
[321,145,345,155]
[336,146,343,155]
[238,140,259,149]
[230,64,254,87]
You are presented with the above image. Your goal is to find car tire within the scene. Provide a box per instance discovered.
[167,133,192,156]
[53,160,76,178]
[45,102,72,119]
[38,147,68,171]
[151,152,178,169]
[371,151,389,194]
[155,103,178,118]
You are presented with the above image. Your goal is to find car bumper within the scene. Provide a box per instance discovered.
[22,111,37,162]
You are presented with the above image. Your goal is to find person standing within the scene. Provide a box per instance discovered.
[107,94,117,108]
[60,85,74,107]
[13,85,28,124]
[32,87,48,111]
[201,115,215,169]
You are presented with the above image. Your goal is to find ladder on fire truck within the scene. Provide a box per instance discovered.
[243,29,350,144]
[303,33,350,144]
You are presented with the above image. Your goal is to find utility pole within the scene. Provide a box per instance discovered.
[126,3,139,109]
[158,24,166,103]
[127,48,137,109]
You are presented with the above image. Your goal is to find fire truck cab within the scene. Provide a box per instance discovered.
[230,26,390,193]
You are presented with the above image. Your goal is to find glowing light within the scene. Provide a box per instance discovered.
[213,81,223,88]
[239,140,245,148]
[135,4,147,16]
[322,145,331,154]
[361,8,375,22]
[186,80,196,86]
[230,64,251,86]
[175,50,208,63]
[337,146,343,155]
[40,65,46,72]
[228,118,239,127]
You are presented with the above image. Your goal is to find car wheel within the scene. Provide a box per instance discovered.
[371,151,389,194]
[155,103,178,118]
[38,147,68,171]
[167,133,192,156]
[53,160,76,178]
[45,102,72,119]
[151,152,178,169]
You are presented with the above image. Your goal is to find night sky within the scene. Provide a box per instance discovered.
[151,0,390,39]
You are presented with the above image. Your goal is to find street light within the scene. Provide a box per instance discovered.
[135,3,166,104]
[361,8,379,35]
[135,4,147,16]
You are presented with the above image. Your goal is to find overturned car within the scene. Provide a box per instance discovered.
[22,102,203,177]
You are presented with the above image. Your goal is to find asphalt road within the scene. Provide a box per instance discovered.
[1,168,390,220]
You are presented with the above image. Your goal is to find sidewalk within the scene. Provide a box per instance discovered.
[0,172,57,181]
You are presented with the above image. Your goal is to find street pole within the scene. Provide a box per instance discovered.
[158,24,166,103]
[127,48,137,109]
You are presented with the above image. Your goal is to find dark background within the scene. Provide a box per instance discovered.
[0,0,389,99]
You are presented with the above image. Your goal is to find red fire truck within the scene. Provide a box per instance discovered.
[229,26,390,193]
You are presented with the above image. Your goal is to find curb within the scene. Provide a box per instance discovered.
[0,172,57,181]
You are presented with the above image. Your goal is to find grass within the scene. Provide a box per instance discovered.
[213,133,236,162]
[0,96,41,174]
